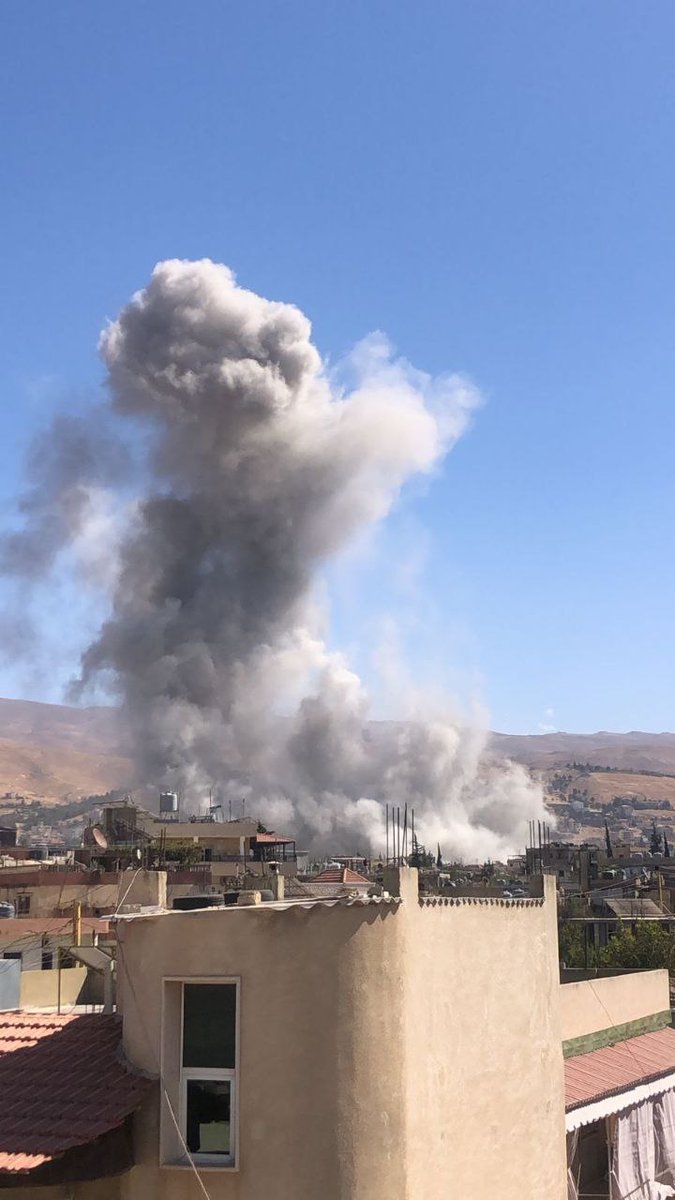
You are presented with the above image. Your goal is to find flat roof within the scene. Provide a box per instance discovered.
[113,894,400,923]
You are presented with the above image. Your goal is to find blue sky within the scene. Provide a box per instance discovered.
[1,1,675,734]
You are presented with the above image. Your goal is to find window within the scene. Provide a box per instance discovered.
[162,981,238,1167]
[2,951,21,962]
[16,895,30,915]
[41,950,54,970]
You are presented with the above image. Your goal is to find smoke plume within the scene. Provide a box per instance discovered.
[4,259,546,858]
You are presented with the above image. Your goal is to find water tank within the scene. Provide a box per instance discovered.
[171,895,224,911]
[0,901,15,918]
[159,791,179,814]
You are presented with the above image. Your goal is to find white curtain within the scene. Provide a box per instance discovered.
[611,1097,675,1200]
[655,1092,675,1193]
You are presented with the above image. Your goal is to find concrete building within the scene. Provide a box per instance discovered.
[5,871,675,1197]
[107,867,567,1200]
[0,868,568,1198]
[562,968,675,1198]
[0,867,166,918]
[86,802,298,884]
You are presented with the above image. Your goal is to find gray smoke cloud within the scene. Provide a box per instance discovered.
[6,259,547,858]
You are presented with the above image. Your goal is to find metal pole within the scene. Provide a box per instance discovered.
[403,804,408,862]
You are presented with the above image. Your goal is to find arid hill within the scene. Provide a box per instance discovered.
[1,697,675,803]
[490,730,675,774]
[0,698,132,801]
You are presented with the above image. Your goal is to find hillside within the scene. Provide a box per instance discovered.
[1,697,675,805]
[0,698,132,801]
[489,730,675,774]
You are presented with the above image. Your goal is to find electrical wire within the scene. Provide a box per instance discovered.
[116,932,213,1200]
[113,867,145,917]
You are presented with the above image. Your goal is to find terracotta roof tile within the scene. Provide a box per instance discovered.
[565,1027,675,1111]
[312,867,370,886]
[0,1012,151,1173]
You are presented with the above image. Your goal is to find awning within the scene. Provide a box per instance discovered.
[566,1028,675,1132]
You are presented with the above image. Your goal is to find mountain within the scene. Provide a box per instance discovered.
[489,730,675,774]
[2,696,675,803]
[0,697,131,801]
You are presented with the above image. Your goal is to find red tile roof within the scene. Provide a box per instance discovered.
[566,1028,675,1111]
[312,867,371,886]
[0,1013,151,1173]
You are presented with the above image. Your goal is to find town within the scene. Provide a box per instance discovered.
[2,794,675,1196]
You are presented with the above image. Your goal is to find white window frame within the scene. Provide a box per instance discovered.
[161,976,240,1171]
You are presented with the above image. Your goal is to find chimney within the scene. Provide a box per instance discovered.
[269,861,285,902]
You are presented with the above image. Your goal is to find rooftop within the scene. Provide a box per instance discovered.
[0,1012,151,1173]
[566,1027,675,1114]
[604,898,667,919]
[312,866,371,886]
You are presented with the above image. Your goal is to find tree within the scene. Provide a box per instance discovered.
[163,839,202,868]
[604,822,613,859]
[410,836,433,869]
[650,822,663,856]
[598,921,675,973]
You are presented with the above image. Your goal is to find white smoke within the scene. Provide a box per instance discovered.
[3,259,546,857]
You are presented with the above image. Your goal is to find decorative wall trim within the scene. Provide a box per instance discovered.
[418,895,545,908]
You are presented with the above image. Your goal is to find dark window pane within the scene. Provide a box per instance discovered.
[186,1079,231,1156]
[183,984,236,1068]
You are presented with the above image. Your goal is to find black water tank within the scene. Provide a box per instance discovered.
[172,895,225,911]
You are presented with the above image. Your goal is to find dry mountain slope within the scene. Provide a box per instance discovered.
[1,698,675,803]
[0,698,132,801]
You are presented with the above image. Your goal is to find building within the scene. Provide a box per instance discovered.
[108,867,567,1199]
[0,826,17,850]
[0,916,112,1011]
[0,867,166,918]
[84,802,298,885]
[562,968,675,1197]
[4,869,675,1196]
[307,864,372,894]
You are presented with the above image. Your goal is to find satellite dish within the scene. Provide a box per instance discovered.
[83,825,108,849]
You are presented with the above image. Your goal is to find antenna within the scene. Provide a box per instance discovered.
[402,803,408,862]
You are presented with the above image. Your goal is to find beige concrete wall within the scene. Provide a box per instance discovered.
[1,870,166,917]
[0,1178,122,1199]
[403,872,566,1200]
[117,899,408,1200]
[115,869,566,1200]
[19,965,87,1009]
[560,969,670,1042]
